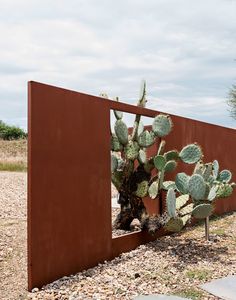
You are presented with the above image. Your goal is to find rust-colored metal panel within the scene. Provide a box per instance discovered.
[28,81,236,290]
[28,82,112,290]
[111,229,167,258]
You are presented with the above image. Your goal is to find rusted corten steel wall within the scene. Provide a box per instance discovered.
[28,81,236,290]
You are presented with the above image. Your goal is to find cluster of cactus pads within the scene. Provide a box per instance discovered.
[107,81,235,234]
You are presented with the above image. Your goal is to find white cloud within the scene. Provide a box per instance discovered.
[0,0,235,129]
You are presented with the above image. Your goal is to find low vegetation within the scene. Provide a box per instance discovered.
[0,139,27,172]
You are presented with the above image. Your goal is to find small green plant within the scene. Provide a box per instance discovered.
[186,269,211,281]
[174,288,205,300]
[0,120,27,140]
[105,81,235,235]
[0,162,27,172]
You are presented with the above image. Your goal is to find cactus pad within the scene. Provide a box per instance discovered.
[164,150,179,161]
[138,149,147,164]
[179,203,193,216]
[179,144,202,164]
[162,181,176,190]
[218,170,232,183]
[148,181,159,199]
[164,217,184,232]
[202,163,213,180]
[114,119,128,145]
[164,160,177,173]
[213,160,219,179]
[124,141,139,160]
[166,188,176,218]
[111,154,118,173]
[192,203,214,219]
[208,185,218,201]
[188,174,206,200]
[175,172,189,194]
[135,180,149,197]
[176,194,189,210]
[111,134,123,151]
[216,183,233,198]
[152,114,173,137]
[138,130,155,147]
[137,121,144,136]
[154,155,166,171]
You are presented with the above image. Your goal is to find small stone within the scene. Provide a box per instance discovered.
[134,273,140,278]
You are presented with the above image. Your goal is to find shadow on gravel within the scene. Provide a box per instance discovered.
[147,237,229,271]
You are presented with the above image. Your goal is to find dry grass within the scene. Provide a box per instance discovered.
[0,139,27,172]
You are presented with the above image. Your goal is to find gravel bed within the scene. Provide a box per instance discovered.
[1,171,236,300]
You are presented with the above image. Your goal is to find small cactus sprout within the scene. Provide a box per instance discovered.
[114,119,128,145]
[188,174,206,200]
[138,130,155,147]
[166,188,176,218]
[152,114,173,137]
[154,155,166,171]
[192,203,214,219]
[179,143,202,164]
[148,181,159,199]
[111,154,118,173]
[138,79,147,107]
[124,141,140,160]
[136,181,149,197]
[175,172,189,194]
[218,170,232,183]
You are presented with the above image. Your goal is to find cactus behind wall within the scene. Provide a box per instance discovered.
[105,82,235,235]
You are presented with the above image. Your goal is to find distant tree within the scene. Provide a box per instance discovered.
[0,120,27,140]
[227,84,236,120]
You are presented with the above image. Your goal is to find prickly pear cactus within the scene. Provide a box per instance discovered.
[108,81,235,236]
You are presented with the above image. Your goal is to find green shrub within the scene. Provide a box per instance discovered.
[0,120,27,140]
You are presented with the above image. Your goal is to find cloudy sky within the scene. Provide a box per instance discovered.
[0,0,236,130]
